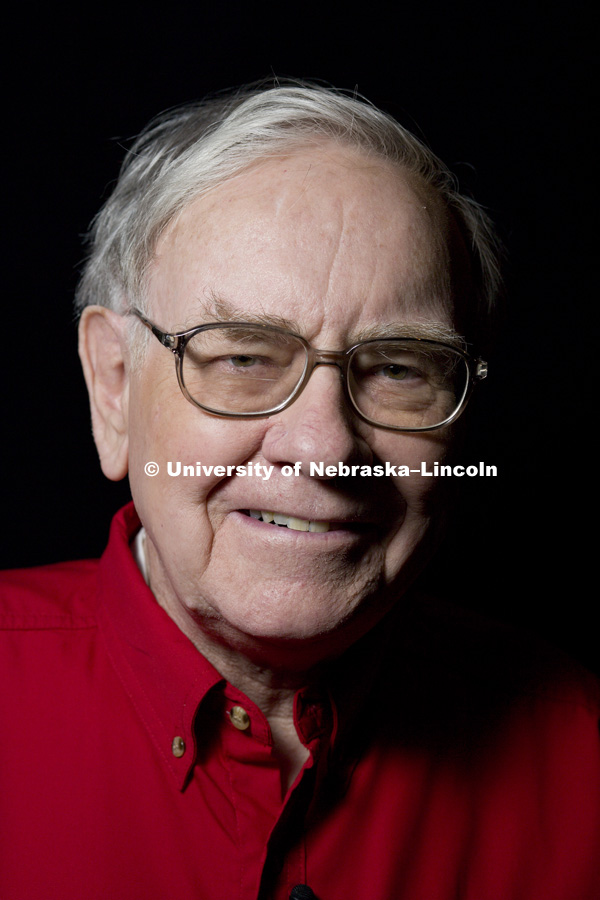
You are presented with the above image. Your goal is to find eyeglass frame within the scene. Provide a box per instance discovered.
[130,308,488,433]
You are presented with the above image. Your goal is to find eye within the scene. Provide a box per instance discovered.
[229,355,257,368]
[381,364,412,380]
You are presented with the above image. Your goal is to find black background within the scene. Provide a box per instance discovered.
[2,3,596,671]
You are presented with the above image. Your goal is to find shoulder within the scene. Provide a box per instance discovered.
[0,558,100,629]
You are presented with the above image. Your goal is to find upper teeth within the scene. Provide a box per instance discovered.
[248,510,330,532]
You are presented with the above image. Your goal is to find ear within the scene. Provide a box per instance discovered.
[78,306,130,481]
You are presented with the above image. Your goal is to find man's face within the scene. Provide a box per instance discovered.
[125,145,464,664]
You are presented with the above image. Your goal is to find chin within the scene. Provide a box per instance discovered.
[207,578,393,659]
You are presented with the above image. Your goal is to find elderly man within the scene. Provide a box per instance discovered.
[1,83,599,900]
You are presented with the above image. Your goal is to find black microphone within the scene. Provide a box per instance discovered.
[289,885,317,900]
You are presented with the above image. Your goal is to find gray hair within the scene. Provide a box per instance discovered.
[75,81,503,347]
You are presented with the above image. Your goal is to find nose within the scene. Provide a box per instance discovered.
[261,364,373,478]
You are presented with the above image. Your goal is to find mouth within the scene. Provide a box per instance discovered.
[243,509,331,532]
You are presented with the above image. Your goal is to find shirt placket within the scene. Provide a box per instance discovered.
[218,686,330,900]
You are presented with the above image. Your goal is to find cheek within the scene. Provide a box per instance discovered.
[376,429,451,505]
[376,430,452,575]
[126,373,271,523]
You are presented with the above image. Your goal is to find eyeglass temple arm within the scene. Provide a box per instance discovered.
[131,308,179,352]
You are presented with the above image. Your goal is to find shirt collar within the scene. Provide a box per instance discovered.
[96,502,224,790]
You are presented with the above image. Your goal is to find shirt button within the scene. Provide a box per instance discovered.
[171,736,186,757]
[229,706,251,731]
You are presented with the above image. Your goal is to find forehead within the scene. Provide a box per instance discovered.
[147,144,461,339]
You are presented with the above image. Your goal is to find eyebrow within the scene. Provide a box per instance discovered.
[189,294,302,333]
[186,293,464,349]
[353,321,465,348]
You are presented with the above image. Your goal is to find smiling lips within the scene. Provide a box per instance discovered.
[246,510,331,532]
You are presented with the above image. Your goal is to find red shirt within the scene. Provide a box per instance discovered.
[1,503,599,900]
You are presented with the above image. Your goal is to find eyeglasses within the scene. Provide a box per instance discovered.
[131,309,487,433]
